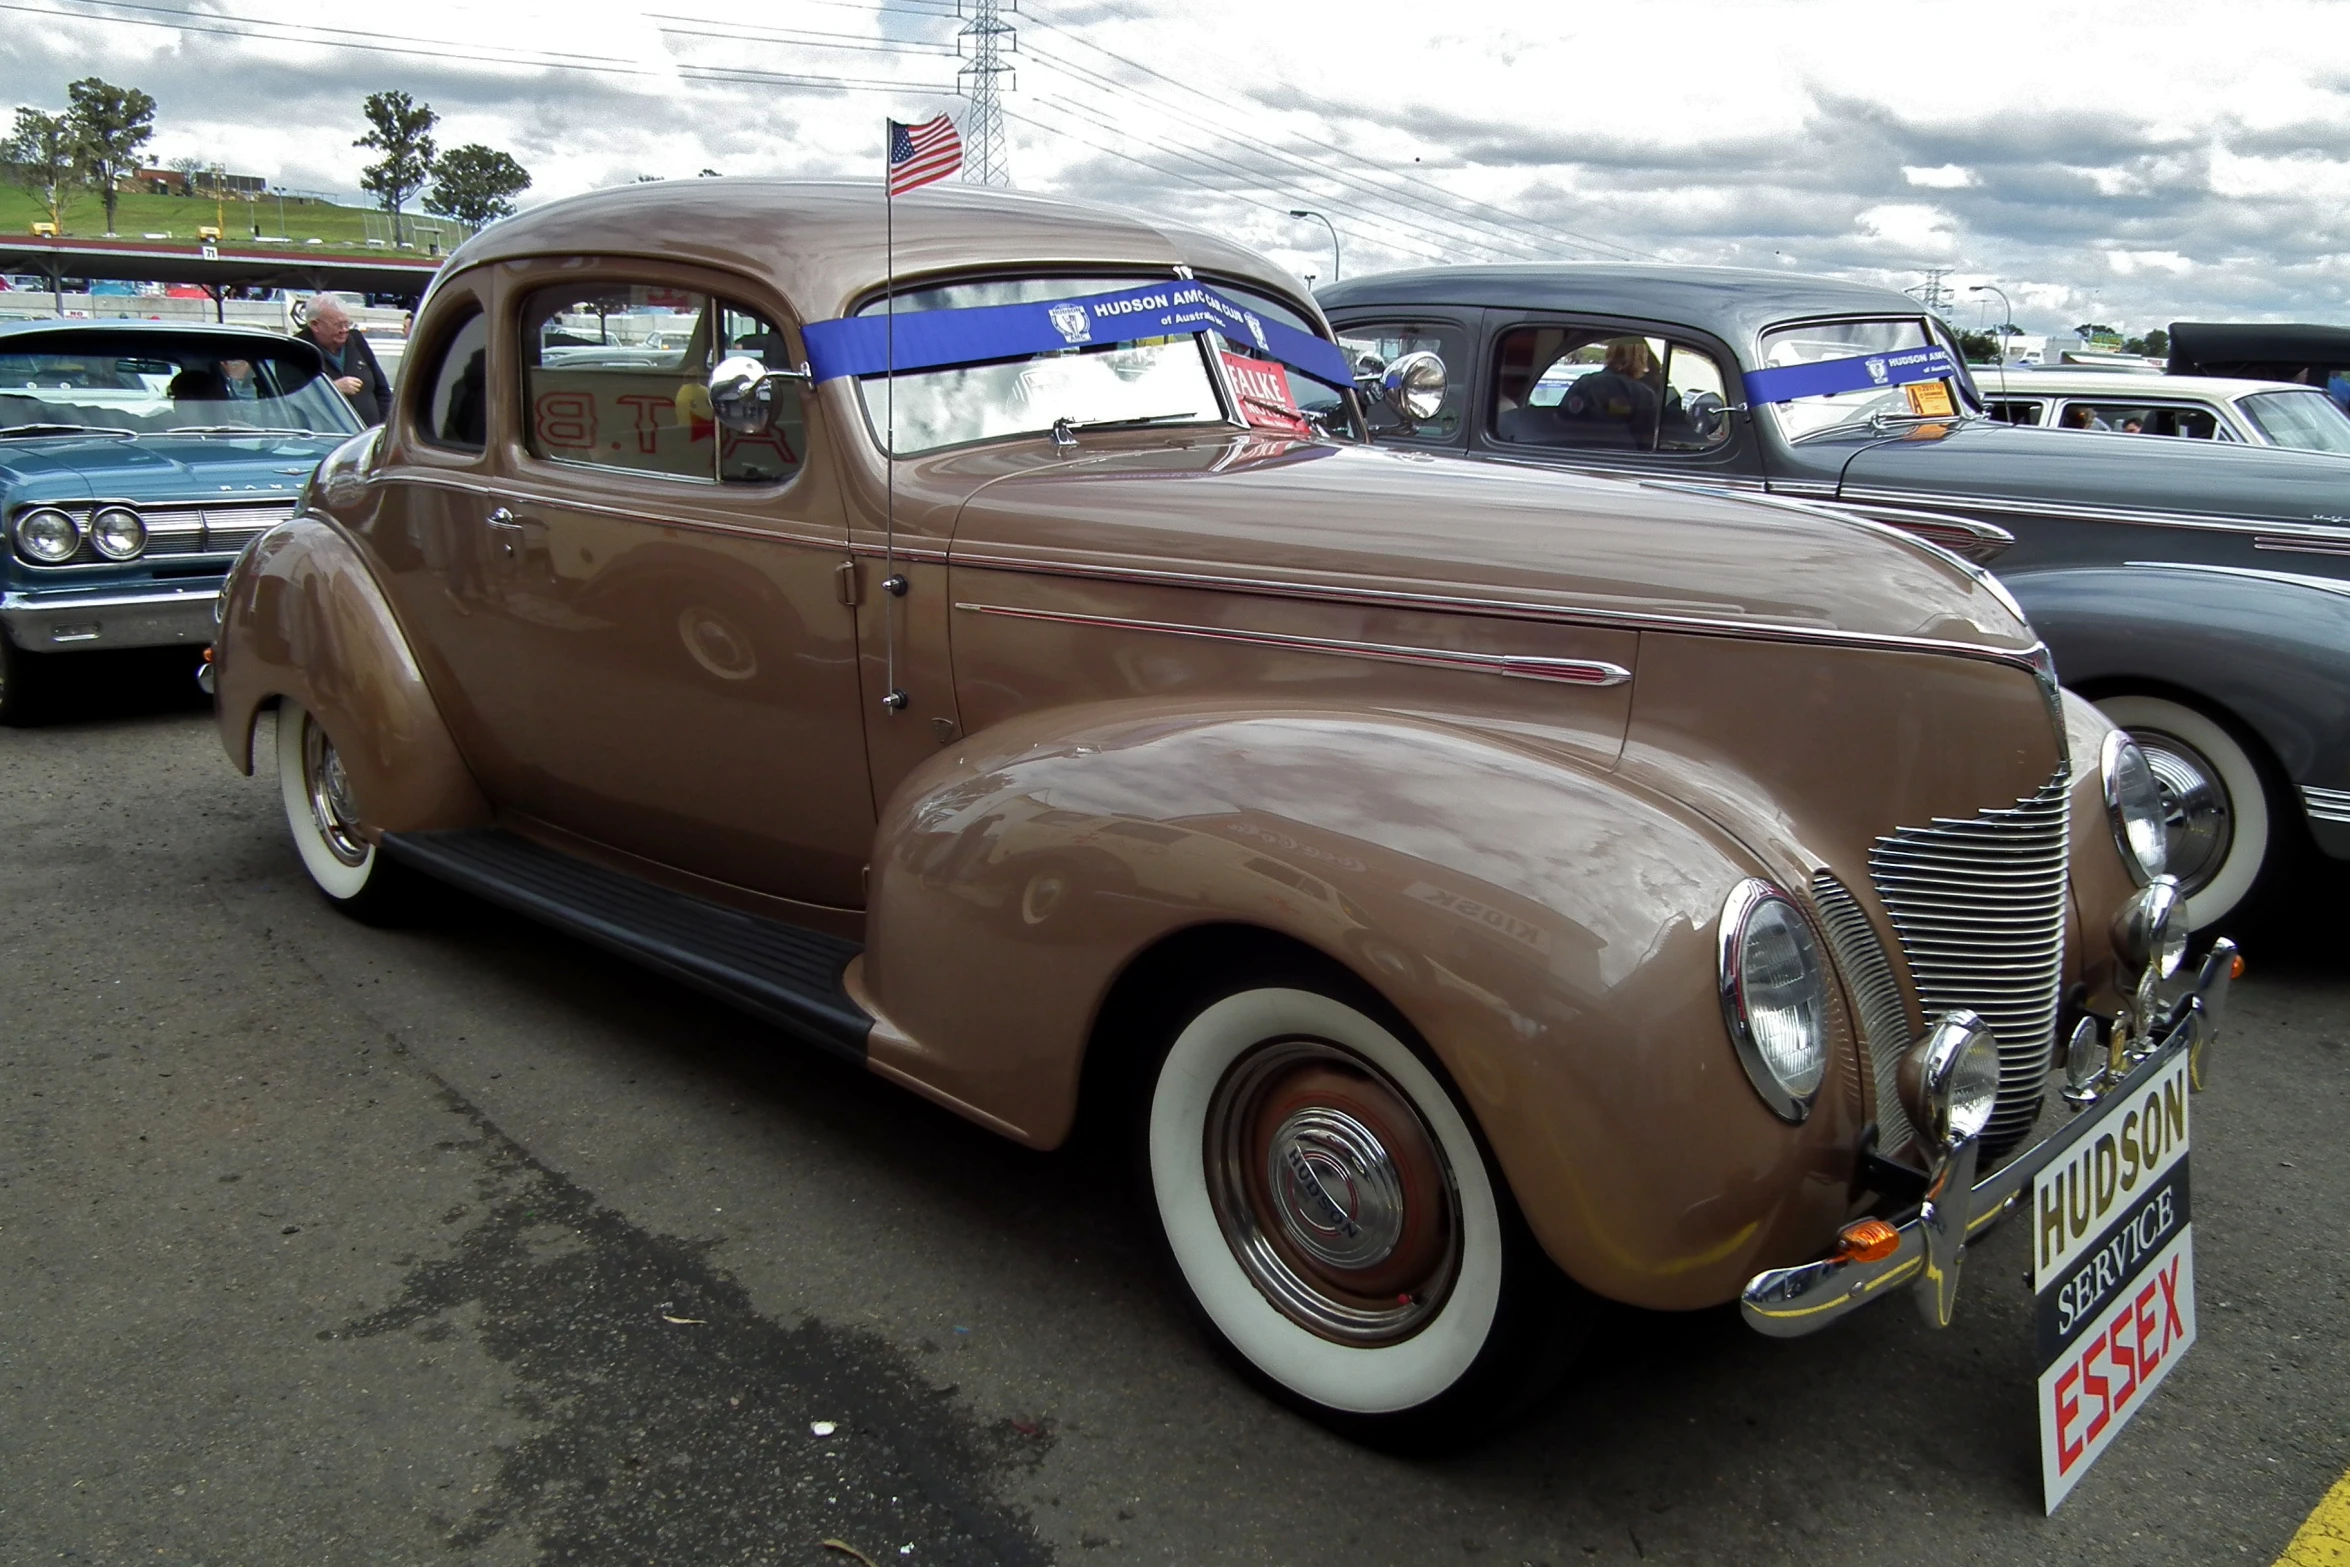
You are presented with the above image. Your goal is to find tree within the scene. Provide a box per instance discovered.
[2125,327,2171,359]
[65,77,156,235]
[355,89,437,247]
[2073,322,2115,338]
[3,106,80,230]
[423,143,529,232]
[1954,328,2003,364]
[168,152,206,196]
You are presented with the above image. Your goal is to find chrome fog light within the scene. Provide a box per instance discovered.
[1899,1010,2000,1147]
[1717,879,1832,1122]
[13,506,80,563]
[2111,875,2188,981]
[90,505,146,561]
[2101,730,2169,885]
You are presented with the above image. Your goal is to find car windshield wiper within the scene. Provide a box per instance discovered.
[161,425,325,437]
[1790,408,1984,444]
[1048,411,1216,448]
[0,423,137,439]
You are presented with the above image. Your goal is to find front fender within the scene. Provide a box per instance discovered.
[2007,561,2350,791]
[859,700,1872,1311]
[214,515,488,835]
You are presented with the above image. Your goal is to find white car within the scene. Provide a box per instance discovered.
[1974,366,2350,456]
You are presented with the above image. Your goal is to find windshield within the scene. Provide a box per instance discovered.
[2239,389,2350,456]
[850,273,1348,455]
[1755,317,1967,441]
[0,335,360,437]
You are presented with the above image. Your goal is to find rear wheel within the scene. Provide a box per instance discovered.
[1144,974,1593,1450]
[2095,694,2277,929]
[276,701,415,921]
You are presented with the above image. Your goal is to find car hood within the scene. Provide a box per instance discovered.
[1828,417,2350,524]
[947,434,2036,653]
[0,432,340,505]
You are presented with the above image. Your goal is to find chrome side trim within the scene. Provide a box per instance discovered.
[1840,484,2350,546]
[948,551,2045,673]
[2254,535,2350,558]
[952,600,1634,686]
[2121,559,2350,601]
[2305,784,2350,825]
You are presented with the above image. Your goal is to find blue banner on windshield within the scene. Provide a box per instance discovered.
[801,280,1355,390]
[1743,345,1957,405]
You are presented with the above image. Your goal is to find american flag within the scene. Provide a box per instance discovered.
[887,115,963,196]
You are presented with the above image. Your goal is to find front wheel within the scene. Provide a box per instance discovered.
[1144,977,1592,1449]
[2095,694,2277,929]
[276,701,415,921]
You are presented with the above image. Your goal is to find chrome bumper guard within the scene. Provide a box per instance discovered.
[0,585,221,652]
[1741,939,2236,1337]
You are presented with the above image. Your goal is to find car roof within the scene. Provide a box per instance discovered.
[0,317,306,349]
[1314,263,1928,352]
[445,177,1320,327]
[1976,368,2308,399]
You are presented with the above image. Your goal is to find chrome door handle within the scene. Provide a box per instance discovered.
[485,507,526,559]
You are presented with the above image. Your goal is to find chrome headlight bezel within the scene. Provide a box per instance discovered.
[1717,879,1834,1123]
[1900,1010,2001,1148]
[89,504,146,561]
[13,505,81,564]
[2100,728,2169,887]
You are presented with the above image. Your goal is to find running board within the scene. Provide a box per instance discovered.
[381,829,870,1062]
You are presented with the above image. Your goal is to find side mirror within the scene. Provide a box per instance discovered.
[1353,350,1448,426]
[709,355,776,434]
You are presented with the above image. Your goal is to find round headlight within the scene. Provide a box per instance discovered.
[13,506,81,563]
[1902,1011,2002,1147]
[1718,880,1832,1121]
[2101,729,2169,885]
[90,505,145,561]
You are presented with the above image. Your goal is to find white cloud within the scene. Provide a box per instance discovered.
[1902,164,1976,189]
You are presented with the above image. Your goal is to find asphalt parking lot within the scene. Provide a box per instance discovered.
[4,650,2346,1567]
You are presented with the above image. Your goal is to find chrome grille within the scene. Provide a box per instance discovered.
[1811,873,1919,1153]
[1867,767,2070,1152]
[9,499,295,567]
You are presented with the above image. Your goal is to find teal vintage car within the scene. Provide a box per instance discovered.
[0,319,361,719]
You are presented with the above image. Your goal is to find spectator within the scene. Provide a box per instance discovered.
[294,294,393,425]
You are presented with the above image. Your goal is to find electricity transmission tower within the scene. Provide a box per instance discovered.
[957,0,1017,186]
[1913,267,1953,315]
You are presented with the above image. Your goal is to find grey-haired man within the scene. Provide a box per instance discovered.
[294,295,393,425]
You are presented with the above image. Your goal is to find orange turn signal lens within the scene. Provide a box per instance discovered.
[2230,952,2246,980]
[1833,1218,1902,1264]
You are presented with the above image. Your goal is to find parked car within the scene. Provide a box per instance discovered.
[213,180,2228,1444]
[1318,265,2350,929]
[1976,365,2350,455]
[0,319,361,718]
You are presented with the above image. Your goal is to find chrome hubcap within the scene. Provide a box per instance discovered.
[1204,1039,1460,1346]
[2130,728,2233,894]
[303,718,370,868]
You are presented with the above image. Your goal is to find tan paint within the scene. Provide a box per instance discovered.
[214,180,2158,1315]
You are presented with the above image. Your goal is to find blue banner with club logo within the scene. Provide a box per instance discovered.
[801,280,1355,389]
[1743,345,1957,405]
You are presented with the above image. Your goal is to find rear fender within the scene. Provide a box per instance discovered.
[859,699,1871,1310]
[214,515,488,834]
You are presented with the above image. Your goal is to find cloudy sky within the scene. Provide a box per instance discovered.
[9,0,2350,334]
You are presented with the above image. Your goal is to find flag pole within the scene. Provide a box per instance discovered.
[882,120,903,715]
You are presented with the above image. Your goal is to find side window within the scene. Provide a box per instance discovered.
[1986,400,2043,425]
[2055,402,2221,439]
[1336,320,1469,441]
[1490,326,1732,454]
[519,281,805,485]
[414,305,488,452]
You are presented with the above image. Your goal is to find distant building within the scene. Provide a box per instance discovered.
[128,167,267,197]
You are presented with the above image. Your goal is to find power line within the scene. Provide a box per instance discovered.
[1019,3,1654,264]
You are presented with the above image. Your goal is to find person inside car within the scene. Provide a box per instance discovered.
[1561,337,1661,447]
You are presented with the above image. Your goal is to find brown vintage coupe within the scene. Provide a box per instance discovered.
[212,179,2233,1445]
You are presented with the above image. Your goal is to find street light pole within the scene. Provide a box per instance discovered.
[1288,209,1340,283]
[1968,283,2014,396]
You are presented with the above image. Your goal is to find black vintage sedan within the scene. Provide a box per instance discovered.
[1318,265,2350,930]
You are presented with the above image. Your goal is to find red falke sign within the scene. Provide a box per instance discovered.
[1219,350,1312,436]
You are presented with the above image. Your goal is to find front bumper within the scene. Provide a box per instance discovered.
[1741,939,2235,1336]
[1,584,220,653]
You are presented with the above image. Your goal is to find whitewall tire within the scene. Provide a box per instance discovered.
[276,702,409,918]
[1144,978,1589,1445]
[2096,695,2274,929]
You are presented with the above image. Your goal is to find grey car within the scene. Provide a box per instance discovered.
[1318,265,2350,929]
